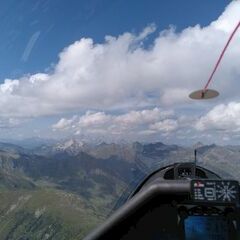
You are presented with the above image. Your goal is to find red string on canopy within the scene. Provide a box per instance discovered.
[204,21,240,91]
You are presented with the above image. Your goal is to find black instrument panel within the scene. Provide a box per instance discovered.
[178,167,192,178]
[191,180,239,204]
[174,163,196,179]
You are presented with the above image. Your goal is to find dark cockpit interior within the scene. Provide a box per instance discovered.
[84,162,240,240]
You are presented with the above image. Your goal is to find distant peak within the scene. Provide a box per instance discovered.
[54,138,86,155]
[65,138,84,146]
[193,141,204,148]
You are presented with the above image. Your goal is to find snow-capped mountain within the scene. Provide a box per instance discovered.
[53,138,87,156]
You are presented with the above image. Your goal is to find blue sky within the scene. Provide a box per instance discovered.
[0,0,229,80]
[0,0,239,144]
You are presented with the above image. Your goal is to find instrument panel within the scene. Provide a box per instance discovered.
[191,180,239,204]
[178,167,192,178]
[174,163,196,179]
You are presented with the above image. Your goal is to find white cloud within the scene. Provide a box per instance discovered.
[0,79,19,94]
[149,119,178,132]
[52,116,78,130]
[114,108,173,126]
[196,102,240,132]
[53,102,240,143]
[79,111,112,127]
[135,23,157,41]
[1,1,240,144]
[0,1,239,119]
[52,108,178,140]
[29,73,49,84]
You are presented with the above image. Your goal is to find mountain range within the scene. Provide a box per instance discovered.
[0,138,238,239]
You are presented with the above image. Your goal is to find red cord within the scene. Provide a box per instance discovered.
[204,21,240,91]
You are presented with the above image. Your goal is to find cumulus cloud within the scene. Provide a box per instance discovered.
[1,1,240,144]
[196,102,240,132]
[52,115,78,130]
[149,119,178,132]
[0,1,239,120]
[0,79,19,94]
[52,108,178,140]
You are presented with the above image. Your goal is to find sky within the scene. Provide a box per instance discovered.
[0,0,239,145]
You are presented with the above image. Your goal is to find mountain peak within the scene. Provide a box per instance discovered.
[193,141,204,149]
[64,138,84,148]
[54,138,86,155]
